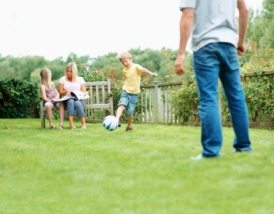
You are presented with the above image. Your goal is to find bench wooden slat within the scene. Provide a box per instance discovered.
[85,104,111,109]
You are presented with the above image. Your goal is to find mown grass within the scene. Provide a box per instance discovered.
[0,119,273,214]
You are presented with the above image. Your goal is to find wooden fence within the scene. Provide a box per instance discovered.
[135,81,183,124]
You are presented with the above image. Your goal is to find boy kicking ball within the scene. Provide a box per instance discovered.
[115,52,158,131]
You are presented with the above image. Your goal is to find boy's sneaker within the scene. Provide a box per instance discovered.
[125,127,133,132]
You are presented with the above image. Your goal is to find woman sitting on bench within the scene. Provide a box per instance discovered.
[59,62,87,129]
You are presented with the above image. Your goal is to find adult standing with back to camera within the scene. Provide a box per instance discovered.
[175,0,252,159]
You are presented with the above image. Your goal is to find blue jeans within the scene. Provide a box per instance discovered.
[194,43,252,157]
[118,90,139,116]
[66,98,85,118]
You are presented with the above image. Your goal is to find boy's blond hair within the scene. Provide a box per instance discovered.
[118,52,132,62]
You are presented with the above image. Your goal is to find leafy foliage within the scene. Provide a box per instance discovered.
[170,72,273,126]
[247,0,274,49]
[87,53,122,82]
[172,77,199,124]
[0,79,39,118]
[243,73,274,121]
[0,48,186,88]
[241,49,274,74]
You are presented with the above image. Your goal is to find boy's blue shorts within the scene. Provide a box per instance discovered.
[118,90,139,116]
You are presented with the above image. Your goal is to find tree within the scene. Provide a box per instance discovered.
[0,59,16,79]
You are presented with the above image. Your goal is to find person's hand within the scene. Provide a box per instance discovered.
[237,43,245,55]
[66,90,71,96]
[152,72,158,77]
[174,54,186,75]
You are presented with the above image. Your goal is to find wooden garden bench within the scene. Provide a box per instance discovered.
[40,79,113,128]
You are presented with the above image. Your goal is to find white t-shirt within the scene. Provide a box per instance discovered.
[179,0,238,52]
[59,76,85,91]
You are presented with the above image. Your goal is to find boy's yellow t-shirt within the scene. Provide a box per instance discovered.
[122,63,143,94]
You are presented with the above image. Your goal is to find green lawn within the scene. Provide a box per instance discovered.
[0,119,273,214]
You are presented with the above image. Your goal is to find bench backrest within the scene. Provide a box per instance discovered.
[85,79,114,118]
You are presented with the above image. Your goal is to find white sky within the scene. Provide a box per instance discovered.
[0,0,263,60]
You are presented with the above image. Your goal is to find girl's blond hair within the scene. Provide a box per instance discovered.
[65,62,78,82]
[40,68,52,89]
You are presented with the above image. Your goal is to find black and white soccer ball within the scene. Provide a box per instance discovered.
[103,115,119,131]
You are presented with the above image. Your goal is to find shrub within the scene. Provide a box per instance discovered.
[243,73,274,122]
[0,79,39,118]
[172,79,199,124]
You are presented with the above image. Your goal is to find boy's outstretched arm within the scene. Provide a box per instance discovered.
[141,68,158,77]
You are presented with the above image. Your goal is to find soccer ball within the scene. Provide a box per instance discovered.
[103,115,119,131]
